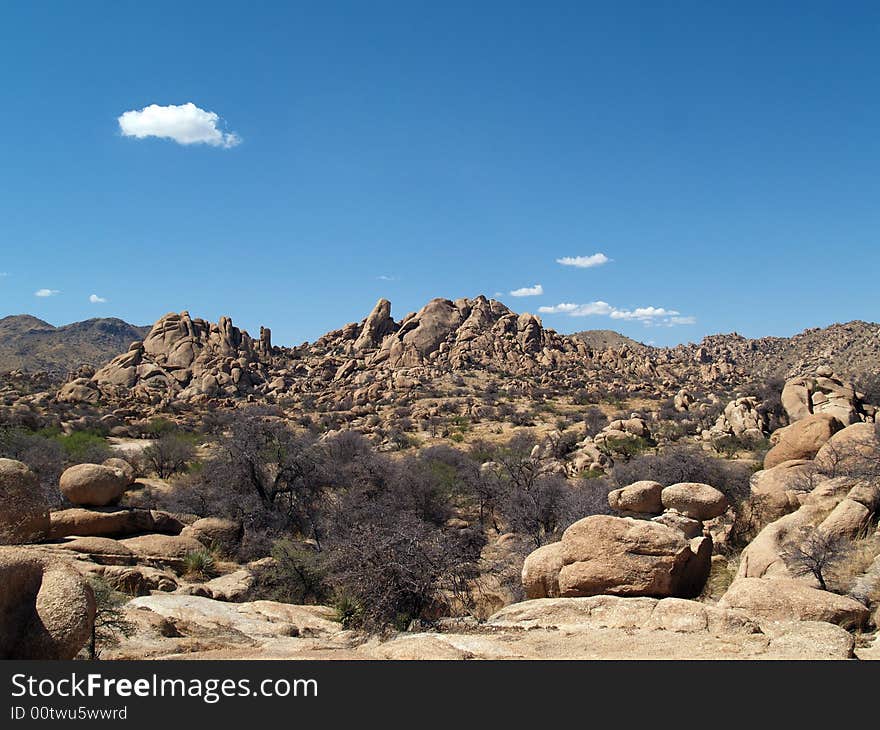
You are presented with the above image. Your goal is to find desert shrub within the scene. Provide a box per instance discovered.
[268,539,330,604]
[572,388,599,406]
[182,549,217,580]
[85,576,135,660]
[144,417,177,438]
[581,406,608,437]
[709,433,768,459]
[323,494,484,631]
[143,432,196,478]
[53,430,113,464]
[855,372,880,407]
[0,427,65,490]
[601,434,652,461]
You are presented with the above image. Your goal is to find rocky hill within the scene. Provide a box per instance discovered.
[570,329,646,351]
[35,297,874,437]
[0,315,149,374]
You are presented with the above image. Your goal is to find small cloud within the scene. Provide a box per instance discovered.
[509,284,544,297]
[376,275,397,281]
[556,253,610,269]
[34,288,60,297]
[0,272,8,277]
[538,300,694,326]
[118,103,241,148]
[89,294,107,304]
[667,315,697,326]
[609,306,679,321]
[538,301,613,316]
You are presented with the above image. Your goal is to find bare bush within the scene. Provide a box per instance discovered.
[779,526,852,591]
[143,432,196,478]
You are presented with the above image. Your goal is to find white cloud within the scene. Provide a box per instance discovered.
[667,315,697,326]
[376,275,397,281]
[539,300,694,326]
[509,284,544,297]
[538,301,613,316]
[118,103,241,148]
[556,253,610,268]
[89,294,107,304]
[34,288,60,297]
[609,306,679,321]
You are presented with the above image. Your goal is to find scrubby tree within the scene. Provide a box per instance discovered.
[87,577,135,660]
[143,432,196,478]
[779,526,851,591]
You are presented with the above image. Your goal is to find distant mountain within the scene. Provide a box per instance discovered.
[0,315,149,373]
[569,329,647,351]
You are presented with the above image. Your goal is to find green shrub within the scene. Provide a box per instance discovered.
[269,539,330,604]
[182,549,217,579]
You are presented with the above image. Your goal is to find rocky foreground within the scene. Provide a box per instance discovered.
[1,411,878,660]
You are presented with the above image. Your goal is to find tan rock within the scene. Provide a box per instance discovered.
[102,457,135,483]
[521,541,565,599]
[749,460,817,522]
[814,422,880,476]
[59,463,129,506]
[0,458,50,544]
[554,515,710,599]
[608,480,663,515]
[661,482,729,520]
[0,547,95,659]
[180,517,243,555]
[58,537,135,565]
[651,511,703,538]
[48,507,173,539]
[764,414,842,469]
[120,534,207,564]
[719,577,869,628]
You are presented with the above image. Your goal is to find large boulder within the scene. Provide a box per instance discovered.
[660,482,729,520]
[607,480,663,515]
[749,460,817,523]
[764,414,842,469]
[57,537,136,565]
[736,476,862,580]
[180,517,243,555]
[719,577,869,628]
[531,515,712,599]
[712,397,769,440]
[781,371,863,425]
[0,458,50,544]
[521,542,565,599]
[814,422,880,477]
[0,547,95,659]
[59,463,130,507]
[120,534,207,567]
[48,507,182,539]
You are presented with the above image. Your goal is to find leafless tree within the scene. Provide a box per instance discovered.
[779,526,852,591]
[143,432,195,478]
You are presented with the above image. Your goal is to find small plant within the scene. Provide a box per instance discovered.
[269,539,330,604]
[182,549,217,580]
[333,594,363,628]
[86,577,135,660]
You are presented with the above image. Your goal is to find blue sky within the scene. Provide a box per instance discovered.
[1,2,877,347]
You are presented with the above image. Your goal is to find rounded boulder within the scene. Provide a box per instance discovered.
[60,464,130,507]
[661,483,729,521]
